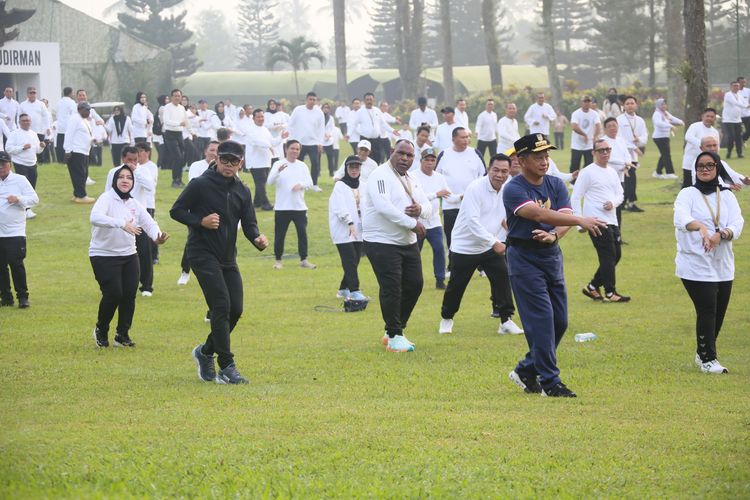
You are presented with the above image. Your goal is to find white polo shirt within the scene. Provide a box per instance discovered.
[450,175,507,254]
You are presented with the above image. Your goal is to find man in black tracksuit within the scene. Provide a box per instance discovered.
[170,140,269,385]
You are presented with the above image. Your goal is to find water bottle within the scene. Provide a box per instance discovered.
[574,332,598,342]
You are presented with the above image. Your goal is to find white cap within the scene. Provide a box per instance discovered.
[357,139,371,151]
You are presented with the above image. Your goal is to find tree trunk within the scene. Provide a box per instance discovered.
[333,0,348,101]
[683,0,708,124]
[665,0,686,118]
[541,0,562,108]
[648,0,656,88]
[407,0,424,98]
[481,0,503,92]
[440,0,454,104]
[293,68,300,102]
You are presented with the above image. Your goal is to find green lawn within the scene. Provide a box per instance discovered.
[1,137,749,498]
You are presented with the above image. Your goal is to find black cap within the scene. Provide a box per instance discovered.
[417,96,427,105]
[513,134,556,156]
[217,140,244,158]
[421,147,437,159]
[0,151,11,163]
[344,155,363,166]
[77,101,91,110]
[440,106,455,114]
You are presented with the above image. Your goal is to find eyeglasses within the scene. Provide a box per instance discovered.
[594,147,612,153]
[219,156,242,167]
[696,163,718,172]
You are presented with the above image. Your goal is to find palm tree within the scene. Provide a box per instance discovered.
[266,36,325,101]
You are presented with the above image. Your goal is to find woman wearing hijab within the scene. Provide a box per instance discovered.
[652,98,684,180]
[603,88,622,118]
[131,92,152,144]
[211,101,234,135]
[673,151,744,374]
[89,165,169,348]
[321,103,338,177]
[328,155,366,301]
[106,106,133,167]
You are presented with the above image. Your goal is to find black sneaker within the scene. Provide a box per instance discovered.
[217,364,249,385]
[18,297,30,308]
[626,203,644,213]
[192,344,217,382]
[542,382,577,398]
[604,292,631,303]
[113,333,136,347]
[93,327,109,348]
[1,297,14,307]
[509,370,542,394]
[435,279,446,290]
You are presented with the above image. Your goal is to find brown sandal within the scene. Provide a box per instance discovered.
[582,285,603,301]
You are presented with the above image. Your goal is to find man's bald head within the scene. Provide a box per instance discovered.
[700,136,719,153]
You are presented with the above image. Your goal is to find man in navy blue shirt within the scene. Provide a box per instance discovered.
[503,134,606,397]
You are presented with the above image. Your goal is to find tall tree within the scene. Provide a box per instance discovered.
[366,0,398,69]
[333,0,348,100]
[236,0,279,70]
[589,0,650,84]
[395,0,424,99]
[0,0,35,47]
[439,0,454,103]
[647,0,659,87]
[422,0,442,67]
[541,0,562,108]
[266,36,325,101]
[664,0,685,118]
[118,0,201,79]
[194,8,239,71]
[481,0,503,91]
[705,0,735,46]
[683,0,708,124]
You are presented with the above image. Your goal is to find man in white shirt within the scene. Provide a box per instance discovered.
[246,108,287,211]
[5,114,43,219]
[348,92,395,165]
[601,117,634,229]
[475,99,498,161]
[378,100,399,157]
[572,138,629,303]
[434,107,462,151]
[412,147,452,289]
[409,125,433,171]
[334,139,378,183]
[161,89,189,188]
[455,98,471,133]
[436,127,486,270]
[345,97,361,153]
[63,102,96,203]
[523,92,556,135]
[0,87,20,137]
[739,76,750,143]
[497,102,520,156]
[224,99,240,124]
[409,96,439,136]
[569,95,601,174]
[288,91,325,191]
[55,87,77,162]
[363,139,432,353]
[697,136,750,188]
[723,80,748,159]
[438,153,522,335]
[19,87,51,164]
[616,96,648,212]
[682,108,720,188]
[194,99,216,153]
[0,151,38,308]
[334,100,350,136]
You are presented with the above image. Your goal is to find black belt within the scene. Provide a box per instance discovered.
[507,237,557,250]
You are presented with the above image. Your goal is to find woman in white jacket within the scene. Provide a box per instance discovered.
[328,155,366,301]
[674,151,744,374]
[89,165,168,348]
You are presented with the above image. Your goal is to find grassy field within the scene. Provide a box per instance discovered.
[1,135,749,498]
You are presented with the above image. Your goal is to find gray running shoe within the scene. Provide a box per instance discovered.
[192,344,217,382]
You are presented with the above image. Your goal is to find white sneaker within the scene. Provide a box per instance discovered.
[311,185,323,192]
[439,318,453,334]
[499,319,524,335]
[177,272,190,286]
[478,270,486,278]
[25,209,36,219]
[382,332,415,346]
[337,288,350,299]
[141,290,153,297]
[86,176,96,185]
[663,173,678,179]
[300,259,317,269]
[273,261,283,269]
[700,359,728,374]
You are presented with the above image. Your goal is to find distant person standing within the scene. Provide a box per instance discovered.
[171,140,269,385]
[0,87,19,138]
[334,100,350,135]
[63,101,96,204]
[409,96,439,136]
[682,108,720,188]
[739,76,750,142]
[523,92,556,136]
[455,98,471,133]
[348,92,395,164]
[496,102,520,155]
[288,92,325,191]
[5,114,43,191]
[19,87,51,164]
[105,105,133,167]
[264,99,288,161]
[474,99,498,161]
[722,81,748,159]
[651,98,684,179]
[346,97,361,153]
[569,95,601,174]
[161,89,189,188]
[131,92,152,144]
[616,96,647,212]
[55,87,77,161]
[603,88,623,118]
[433,106,461,151]
[245,108,286,211]
[0,151,38,309]
[552,109,568,150]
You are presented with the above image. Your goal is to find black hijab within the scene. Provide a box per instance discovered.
[341,162,360,189]
[266,99,277,114]
[693,151,732,195]
[111,165,134,200]
[215,102,225,123]
[112,105,126,136]
[134,92,145,106]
